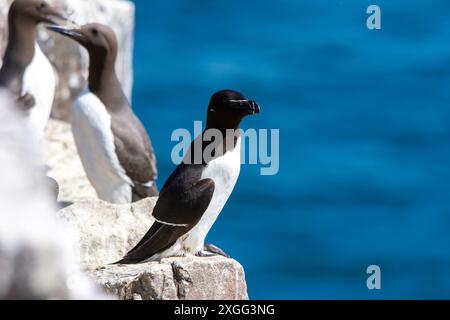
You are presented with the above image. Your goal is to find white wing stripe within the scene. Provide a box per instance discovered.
[154,218,188,227]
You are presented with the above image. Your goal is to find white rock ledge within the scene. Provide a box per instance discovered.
[57,198,157,269]
[91,256,249,300]
[58,197,249,300]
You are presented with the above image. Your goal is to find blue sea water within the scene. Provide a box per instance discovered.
[130,0,450,299]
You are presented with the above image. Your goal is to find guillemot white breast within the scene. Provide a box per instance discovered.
[0,0,66,140]
[48,23,158,204]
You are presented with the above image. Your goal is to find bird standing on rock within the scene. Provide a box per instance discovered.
[116,90,260,264]
[48,23,158,204]
[0,0,66,140]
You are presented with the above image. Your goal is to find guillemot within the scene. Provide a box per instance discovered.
[117,90,260,263]
[0,0,66,140]
[47,23,158,203]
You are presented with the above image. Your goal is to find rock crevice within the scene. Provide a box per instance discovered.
[172,261,193,299]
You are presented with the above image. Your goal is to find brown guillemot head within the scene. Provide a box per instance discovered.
[47,23,118,61]
[9,0,67,25]
[48,23,120,93]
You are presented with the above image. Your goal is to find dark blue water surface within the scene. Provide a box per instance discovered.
[130,0,450,299]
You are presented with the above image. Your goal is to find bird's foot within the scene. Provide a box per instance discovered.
[204,243,230,258]
[196,250,215,258]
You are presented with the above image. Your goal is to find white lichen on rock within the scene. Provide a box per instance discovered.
[57,198,157,269]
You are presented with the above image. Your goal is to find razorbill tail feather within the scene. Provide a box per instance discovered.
[47,23,158,204]
[0,0,66,140]
[116,90,260,264]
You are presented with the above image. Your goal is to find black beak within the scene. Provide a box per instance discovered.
[248,100,261,115]
[229,100,261,115]
[47,25,86,43]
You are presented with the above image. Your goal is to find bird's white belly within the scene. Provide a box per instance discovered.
[22,43,56,140]
[71,90,132,204]
[183,138,242,253]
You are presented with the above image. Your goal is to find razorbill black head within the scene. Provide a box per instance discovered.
[207,90,260,130]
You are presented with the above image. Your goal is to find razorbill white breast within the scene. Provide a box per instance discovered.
[117,90,260,263]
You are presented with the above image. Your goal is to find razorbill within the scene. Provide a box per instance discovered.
[47,23,158,203]
[116,90,260,264]
[0,0,66,140]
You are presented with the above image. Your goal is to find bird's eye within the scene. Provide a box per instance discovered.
[92,29,99,36]
[39,2,47,9]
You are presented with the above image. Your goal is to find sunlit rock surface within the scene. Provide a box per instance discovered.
[58,198,157,269]
[91,256,249,300]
